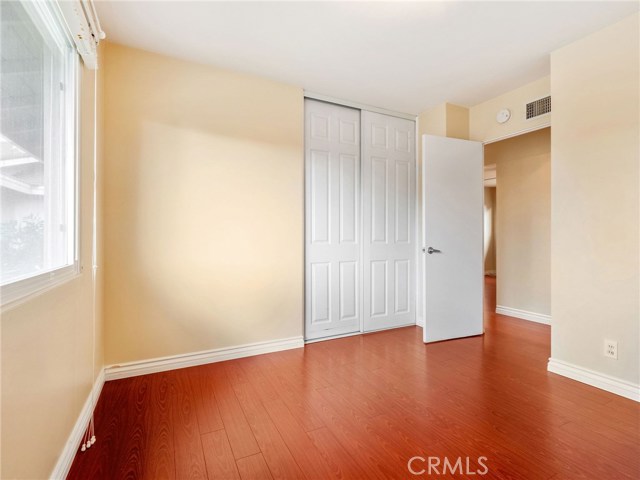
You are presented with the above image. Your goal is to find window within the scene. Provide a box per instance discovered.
[0,1,78,306]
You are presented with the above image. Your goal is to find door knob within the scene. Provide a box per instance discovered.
[427,247,441,254]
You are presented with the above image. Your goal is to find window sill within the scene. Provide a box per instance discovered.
[0,264,82,314]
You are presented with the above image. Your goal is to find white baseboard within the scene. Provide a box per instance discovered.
[496,305,551,325]
[50,336,303,477]
[104,336,304,381]
[547,358,640,402]
[50,369,105,480]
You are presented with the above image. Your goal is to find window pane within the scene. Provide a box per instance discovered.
[0,1,75,285]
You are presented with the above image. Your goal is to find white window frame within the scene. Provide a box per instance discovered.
[0,1,81,311]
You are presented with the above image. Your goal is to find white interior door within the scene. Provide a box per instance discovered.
[423,135,484,343]
[362,111,416,332]
[305,99,360,340]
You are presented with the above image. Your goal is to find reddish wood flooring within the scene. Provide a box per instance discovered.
[68,278,640,479]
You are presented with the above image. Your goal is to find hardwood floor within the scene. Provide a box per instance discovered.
[68,277,640,479]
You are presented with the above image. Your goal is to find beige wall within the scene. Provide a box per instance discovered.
[418,102,447,137]
[550,14,639,384]
[1,64,104,479]
[417,102,469,142]
[483,187,497,274]
[469,76,550,143]
[102,43,304,365]
[446,103,470,140]
[486,128,551,316]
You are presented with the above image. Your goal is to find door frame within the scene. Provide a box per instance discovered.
[303,93,418,343]
[304,91,415,121]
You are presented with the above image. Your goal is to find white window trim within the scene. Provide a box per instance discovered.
[0,264,80,312]
[1,1,82,312]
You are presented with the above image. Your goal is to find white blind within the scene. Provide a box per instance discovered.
[56,0,105,69]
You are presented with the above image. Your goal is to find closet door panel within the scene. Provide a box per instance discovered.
[362,111,416,332]
[305,100,360,340]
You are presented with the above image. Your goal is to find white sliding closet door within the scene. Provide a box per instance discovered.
[305,99,360,340]
[362,111,416,332]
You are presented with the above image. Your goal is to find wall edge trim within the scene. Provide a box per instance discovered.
[104,336,305,381]
[482,122,550,145]
[548,358,640,402]
[496,305,551,325]
[50,369,105,480]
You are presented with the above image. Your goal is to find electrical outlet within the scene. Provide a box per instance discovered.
[604,340,618,359]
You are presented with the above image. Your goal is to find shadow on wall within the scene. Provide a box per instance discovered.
[113,122,302,360]
[103,43,304,365]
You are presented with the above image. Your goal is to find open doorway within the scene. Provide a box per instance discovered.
[483,163,497,316]
[482,127,551,325]
[483,163,497,278]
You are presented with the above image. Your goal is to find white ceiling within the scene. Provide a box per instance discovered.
[96,1,638,115]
